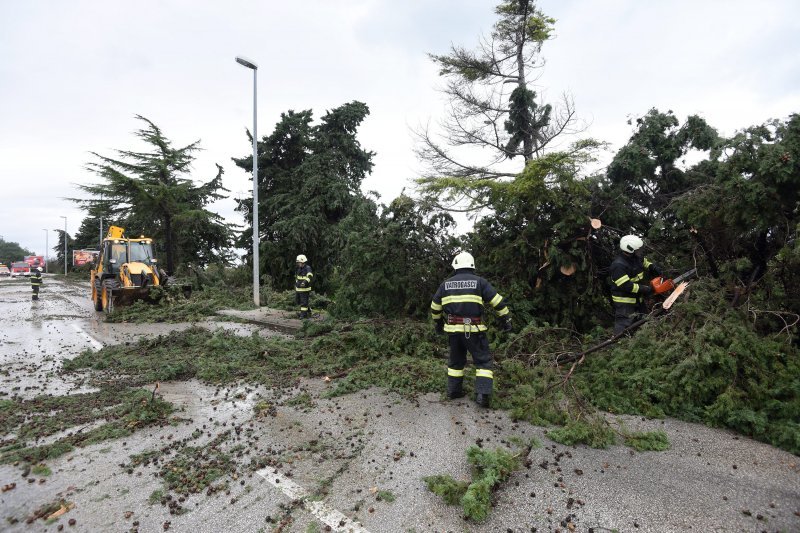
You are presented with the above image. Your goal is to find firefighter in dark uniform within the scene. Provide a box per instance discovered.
[30,260,43,301]
[294,254,313,319]
[431,251,512,407]
[609,234,662,335]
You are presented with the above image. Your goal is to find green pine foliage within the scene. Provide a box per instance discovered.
[547,420,616,449]
[575,280,800,454]
[332,194,459,319]
[423,475,469,505]
[233,102,374,294]
[623,431,671,452]
[0,388,173,465]
[64,320,446,398]
[424,445,520,522]
[76,115,236,273]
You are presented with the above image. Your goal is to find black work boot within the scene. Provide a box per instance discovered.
[475,393,491,408]
[447,389,465,400]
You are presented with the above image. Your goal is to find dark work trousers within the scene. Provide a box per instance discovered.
[447,332,493,396]
[613,301,645,335]
[295,291,310,317]
[31,285,40,301]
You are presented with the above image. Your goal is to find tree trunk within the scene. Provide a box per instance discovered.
[164,214,174,275]
[518,40,532,162]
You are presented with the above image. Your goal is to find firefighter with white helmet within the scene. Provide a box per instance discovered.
[294,254,313,319]
[609,235,662,334]
[430,251,512,407]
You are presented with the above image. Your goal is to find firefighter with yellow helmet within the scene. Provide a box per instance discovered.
[294,254,313,319]
[430,251,512,407]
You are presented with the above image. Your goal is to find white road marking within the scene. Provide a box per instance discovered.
[256,467,371,533]
[70,323,104,351]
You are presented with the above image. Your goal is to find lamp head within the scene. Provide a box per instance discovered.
[235,56,258,70]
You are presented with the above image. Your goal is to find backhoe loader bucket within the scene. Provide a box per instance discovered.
[110,286,155,307]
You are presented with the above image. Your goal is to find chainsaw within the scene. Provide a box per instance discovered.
[650,268,697,295]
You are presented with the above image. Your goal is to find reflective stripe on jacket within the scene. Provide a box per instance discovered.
[295,264,313,292]
[609,254,659,304]
[30,270,43,287]
[430,270,509,333]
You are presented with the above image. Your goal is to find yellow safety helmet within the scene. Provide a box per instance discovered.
[296,254,308,263]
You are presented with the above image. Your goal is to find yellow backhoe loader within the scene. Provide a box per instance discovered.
[90,226,168,313]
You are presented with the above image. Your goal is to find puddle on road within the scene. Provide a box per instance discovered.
[1,279,285,404]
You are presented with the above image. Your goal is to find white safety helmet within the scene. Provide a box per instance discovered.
[619,234,644,253]
[296,254,307,263]
[452,251,475,270]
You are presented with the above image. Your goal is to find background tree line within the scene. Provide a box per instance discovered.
[69,0,799,342]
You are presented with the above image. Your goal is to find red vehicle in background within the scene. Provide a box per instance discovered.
[10,262,31,277]
[24,255,44,268]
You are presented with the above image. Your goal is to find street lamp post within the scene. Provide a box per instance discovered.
[59,216,67,275]
[236,55,260,307]
[42,229,48,274]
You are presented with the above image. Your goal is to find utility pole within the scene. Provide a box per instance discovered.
[60,216,67,275]
[236,55,260,306]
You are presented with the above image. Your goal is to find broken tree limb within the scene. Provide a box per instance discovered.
[555,307,666,366]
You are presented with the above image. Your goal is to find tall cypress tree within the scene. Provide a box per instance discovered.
[234,101,374,292]
[417,0,576,191]
[75,116,235,273]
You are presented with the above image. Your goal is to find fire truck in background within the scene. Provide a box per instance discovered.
[24,255,45,268]
[10,262,31,277]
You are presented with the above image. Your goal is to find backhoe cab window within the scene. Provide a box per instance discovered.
[130,241,154,263]
[108,243,127,272]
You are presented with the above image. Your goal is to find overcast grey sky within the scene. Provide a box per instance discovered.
[1,0,798,257]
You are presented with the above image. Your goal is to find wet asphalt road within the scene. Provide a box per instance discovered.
[0,276,798,532]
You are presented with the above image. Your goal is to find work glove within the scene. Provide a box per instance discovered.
[434,319,445,335]
[638,284,653,296]
[501,317,513,333]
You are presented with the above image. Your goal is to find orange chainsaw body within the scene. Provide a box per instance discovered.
[650,277,675,295]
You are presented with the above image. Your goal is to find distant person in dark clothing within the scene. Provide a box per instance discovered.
[30,260,43,301]
[294,254,313,319]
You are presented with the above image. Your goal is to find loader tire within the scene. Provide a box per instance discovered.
[101,279,120,314]
[93,282,103,311]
